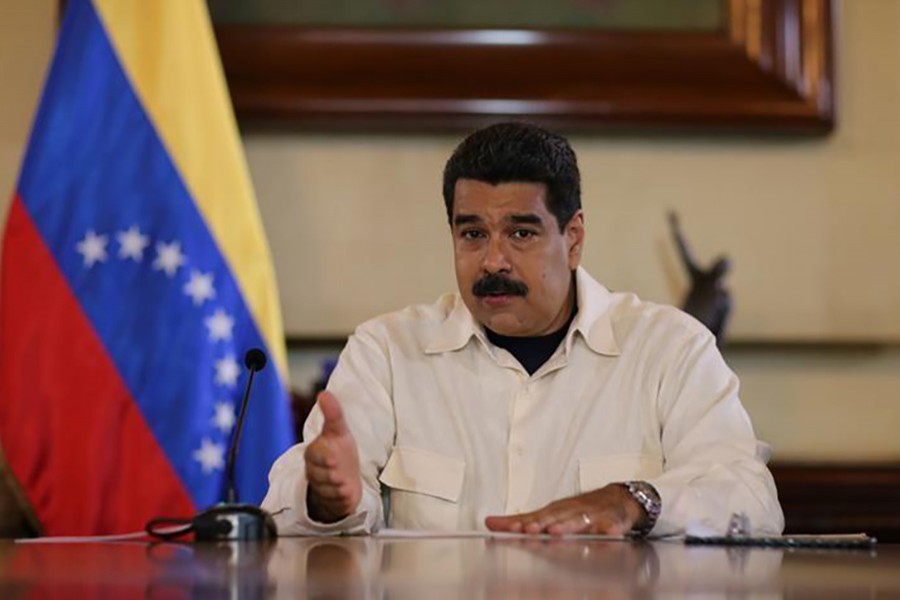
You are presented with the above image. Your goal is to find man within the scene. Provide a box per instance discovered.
[263,122,783,536]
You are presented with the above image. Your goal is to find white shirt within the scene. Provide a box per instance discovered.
[263,267,784,536]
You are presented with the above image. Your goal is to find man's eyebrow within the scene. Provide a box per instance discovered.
[507,213,544,226]
[453,214,482,227]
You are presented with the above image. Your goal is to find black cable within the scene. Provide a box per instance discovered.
[145,516,194,541]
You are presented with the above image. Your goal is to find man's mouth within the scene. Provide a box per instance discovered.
[481,293,516,307]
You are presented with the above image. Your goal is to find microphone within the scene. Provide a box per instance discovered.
[193,348,276,541]
[226,348,267,503]
[146,348,277,542]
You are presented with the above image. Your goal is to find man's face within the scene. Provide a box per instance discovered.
[451,179,584,337]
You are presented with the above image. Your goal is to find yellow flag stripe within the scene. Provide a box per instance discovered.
[91,0,288,381]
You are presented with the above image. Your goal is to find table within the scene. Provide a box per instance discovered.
[1,537,898,597]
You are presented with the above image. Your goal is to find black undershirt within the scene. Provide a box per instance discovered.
[485,309,577,375]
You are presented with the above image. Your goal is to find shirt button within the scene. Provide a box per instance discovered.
[514,445,524,456]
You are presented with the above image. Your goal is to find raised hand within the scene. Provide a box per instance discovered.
[304,391,363,523]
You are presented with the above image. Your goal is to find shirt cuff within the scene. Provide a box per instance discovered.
[290,477,379,535]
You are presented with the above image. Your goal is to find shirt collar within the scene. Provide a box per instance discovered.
[568,266,621,356]
[425,266,621,357]
[424,294,485,354]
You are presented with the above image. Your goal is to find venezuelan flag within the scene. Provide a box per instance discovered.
[0,0,294,535]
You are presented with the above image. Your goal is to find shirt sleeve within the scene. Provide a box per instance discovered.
[261,323,397,535]
[645,329,785,537]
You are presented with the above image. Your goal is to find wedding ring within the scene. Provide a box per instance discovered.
[581,513,592,528]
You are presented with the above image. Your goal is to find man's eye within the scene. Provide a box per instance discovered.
[511,229,536,240]
[460,230,485,240]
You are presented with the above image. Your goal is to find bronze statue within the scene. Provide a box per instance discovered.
[668,211,732,345]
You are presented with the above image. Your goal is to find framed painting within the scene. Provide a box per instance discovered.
[210,0,834,132]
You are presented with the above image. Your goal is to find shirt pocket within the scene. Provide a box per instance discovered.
[378,446,465,530]
[577,454,663,493]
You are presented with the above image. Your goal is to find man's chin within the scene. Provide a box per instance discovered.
[482,314,529,336]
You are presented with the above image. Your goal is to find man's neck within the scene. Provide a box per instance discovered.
[485,301,578,375]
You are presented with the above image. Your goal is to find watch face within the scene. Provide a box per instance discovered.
[637,482,661,504]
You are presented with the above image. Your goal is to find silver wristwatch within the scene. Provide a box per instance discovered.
[623,481,661,536]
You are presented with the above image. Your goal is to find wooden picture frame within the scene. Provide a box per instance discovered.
[214,0,834,133]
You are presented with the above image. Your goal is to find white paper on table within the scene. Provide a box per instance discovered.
[374,528,629,541]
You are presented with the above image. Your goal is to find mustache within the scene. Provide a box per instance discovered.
[472,273,528,298]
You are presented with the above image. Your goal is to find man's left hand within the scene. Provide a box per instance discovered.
[484,484,645,535]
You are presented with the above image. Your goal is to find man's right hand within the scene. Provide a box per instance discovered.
[304,391,363,523]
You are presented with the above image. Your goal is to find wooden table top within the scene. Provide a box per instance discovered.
[1,537,898,597]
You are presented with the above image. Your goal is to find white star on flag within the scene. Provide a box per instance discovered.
[205,309,235,342]
[116,225,149,261]
[153,240,186,277]
[192,437,225,473]
[184,270,216,306]
[215,355,241,387]
[76,230,108,267]
[212,401,237,434]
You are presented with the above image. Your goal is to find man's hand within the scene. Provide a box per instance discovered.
[484,484,646,535]
[304,391,363,523]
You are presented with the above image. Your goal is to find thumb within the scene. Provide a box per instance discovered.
[318,391,349,437]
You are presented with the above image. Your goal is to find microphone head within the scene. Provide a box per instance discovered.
[244,348,267,372]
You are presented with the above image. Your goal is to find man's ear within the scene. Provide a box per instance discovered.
[565,210,585,270]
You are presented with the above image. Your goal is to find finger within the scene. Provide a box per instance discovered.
[485,515,523,532]
[523,516,557,535]
[531,505,588,535]
[546,513,629,536]
[486,506,554,533]
[546,514,588,536]
[306,463,345,487]
[318,391,350,437]
[518,507,564,535]
[603,520,631,537]
[523,521,543,534]
[307,482,350,501]
[484,516,510,531]
[304,439,337,468]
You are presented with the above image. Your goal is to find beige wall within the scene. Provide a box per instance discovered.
[2,0,899,463]
[0,0,55,217]
[253,2,900,343]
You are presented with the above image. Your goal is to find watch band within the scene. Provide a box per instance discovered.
[623,481,661,536]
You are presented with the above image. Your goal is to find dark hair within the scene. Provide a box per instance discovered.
[442,122,581,232]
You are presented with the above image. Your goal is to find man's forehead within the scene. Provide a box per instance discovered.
[453,212,545,226]
[453,178,548,195]
[452,179,551,216]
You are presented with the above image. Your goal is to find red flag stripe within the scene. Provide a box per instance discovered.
[0,197,195,535]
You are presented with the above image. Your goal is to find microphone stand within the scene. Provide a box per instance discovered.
[226,351,258,505]
[192,348,277,541]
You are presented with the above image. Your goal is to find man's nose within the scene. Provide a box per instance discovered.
[482,237,511,274]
